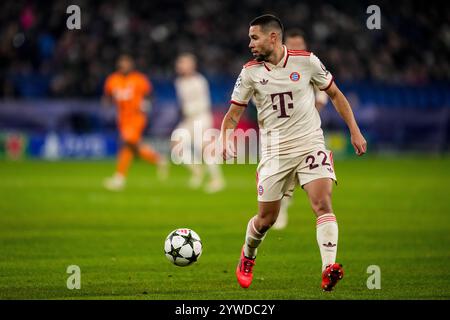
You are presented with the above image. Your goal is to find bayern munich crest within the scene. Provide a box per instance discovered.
[258,185,264,195]
[290,72,300,81]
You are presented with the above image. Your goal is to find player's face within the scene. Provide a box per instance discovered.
[285,36,306,50]
[117,56,134,74]
[248,25,276,62]
[175,56,196,76]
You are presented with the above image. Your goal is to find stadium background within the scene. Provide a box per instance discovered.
[0,0,449,300]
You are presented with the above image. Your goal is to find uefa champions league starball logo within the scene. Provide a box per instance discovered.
[290,72,300,82]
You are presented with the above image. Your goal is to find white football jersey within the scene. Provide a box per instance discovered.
[314,86,329,107]
[231,45,334,158]
[175,73,212,118]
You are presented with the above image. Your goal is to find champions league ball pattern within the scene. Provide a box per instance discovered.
[164,228,202,267]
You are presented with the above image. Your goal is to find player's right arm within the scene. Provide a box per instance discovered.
[220,103,246,159]
[220,68,254,159]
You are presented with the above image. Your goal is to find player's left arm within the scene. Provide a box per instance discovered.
[102,76,115,108]
[325,82,367,156]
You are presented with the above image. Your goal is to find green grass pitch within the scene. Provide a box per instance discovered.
[0,156,449,299]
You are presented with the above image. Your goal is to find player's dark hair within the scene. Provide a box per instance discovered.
[250,14,284,37]
[285,28,305,39]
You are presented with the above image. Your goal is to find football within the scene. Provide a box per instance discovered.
[164,228,202,267]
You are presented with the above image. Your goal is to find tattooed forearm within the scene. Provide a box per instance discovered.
[220,104,245,137]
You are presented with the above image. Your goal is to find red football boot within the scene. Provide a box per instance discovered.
[236,246,256,288]
[321,263,344,291]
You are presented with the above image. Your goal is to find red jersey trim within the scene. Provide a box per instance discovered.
[287,49,311,56]
[230,100,248,107]
[244,60,263,68]
[264,46,290,70]
[319,76,335,91]
[283,54,290,67]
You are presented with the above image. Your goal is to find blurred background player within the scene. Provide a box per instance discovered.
[285,29,329,112]
[103,54,167,191]
[173,53,225,193]
[272,29,330,230]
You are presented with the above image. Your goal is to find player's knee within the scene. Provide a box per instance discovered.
[264,214,278,229]
[123,141,138,153]
[257,211,278,233]
[258,220,275,234]
[310,197,332,215]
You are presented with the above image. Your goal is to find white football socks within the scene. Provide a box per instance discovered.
[244,216,266,259]
[316,213,339,271]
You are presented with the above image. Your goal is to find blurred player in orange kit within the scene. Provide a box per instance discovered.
[103,54,168,191]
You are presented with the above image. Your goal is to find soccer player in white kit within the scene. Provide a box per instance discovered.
[272,28,330,230]
[174,53,225,193]
[220,15,367,291]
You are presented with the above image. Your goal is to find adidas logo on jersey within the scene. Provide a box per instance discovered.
[259,79,268,85]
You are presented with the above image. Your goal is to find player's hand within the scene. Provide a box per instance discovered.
[141,99,152,113]
[220,134,236,160]
[101,95,112,108]
[351,131,367,156]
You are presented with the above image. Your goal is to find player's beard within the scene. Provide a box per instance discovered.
[254,47,272,62]
[255,54,268,62]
